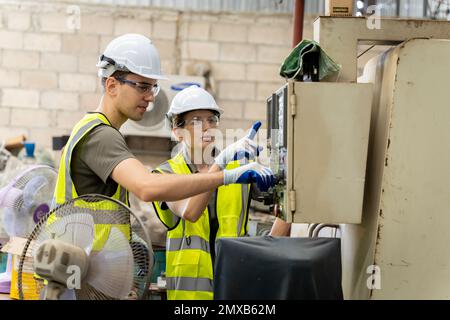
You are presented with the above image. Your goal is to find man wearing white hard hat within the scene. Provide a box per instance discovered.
[152,85,270,300]
[52,34,274,251]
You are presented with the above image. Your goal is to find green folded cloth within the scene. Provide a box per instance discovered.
[280,39,341,81]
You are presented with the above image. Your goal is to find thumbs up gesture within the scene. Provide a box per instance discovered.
[214,121,263,169]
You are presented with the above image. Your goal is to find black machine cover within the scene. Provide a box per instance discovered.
[214,236,343,300]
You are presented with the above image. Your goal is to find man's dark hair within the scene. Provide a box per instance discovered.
[101,70,130,92]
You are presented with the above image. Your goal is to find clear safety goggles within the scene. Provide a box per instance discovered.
[183,115,220,128]
[115,77,160,97]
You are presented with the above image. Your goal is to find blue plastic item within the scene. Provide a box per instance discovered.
[23,142,35,158]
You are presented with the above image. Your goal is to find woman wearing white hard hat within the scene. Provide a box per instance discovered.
[152,85,271,300]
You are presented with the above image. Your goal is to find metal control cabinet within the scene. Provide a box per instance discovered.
[267,82,372,224]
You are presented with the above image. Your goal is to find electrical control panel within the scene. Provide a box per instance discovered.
[264,81,373,224]
[264,84,288,220]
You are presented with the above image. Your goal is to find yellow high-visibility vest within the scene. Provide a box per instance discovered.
[51,112,130,251]
[153,152,251,300]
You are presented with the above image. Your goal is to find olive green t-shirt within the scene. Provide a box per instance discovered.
[71,124,135,197]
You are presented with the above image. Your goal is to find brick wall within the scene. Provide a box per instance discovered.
[0,1,307,162]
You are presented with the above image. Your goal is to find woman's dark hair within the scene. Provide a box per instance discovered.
[172,112,187,128]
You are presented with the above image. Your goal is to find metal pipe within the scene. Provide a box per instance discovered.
[292,0,305,47]
[312,224,340,238]
[308,223,320,238]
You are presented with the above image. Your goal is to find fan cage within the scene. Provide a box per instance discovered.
[0,165,57,239]
[1,165,57,210]
[16,194,153,300]
[13,166,57,190]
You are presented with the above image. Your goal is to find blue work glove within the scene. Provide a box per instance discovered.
[223,162,275,192]
[214,121,263,169]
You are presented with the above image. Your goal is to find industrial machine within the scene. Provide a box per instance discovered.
[265,17,450,299]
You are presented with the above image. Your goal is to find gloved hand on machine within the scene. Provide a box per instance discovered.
[223,162,274,192]
[216,121,275,192]
[214,121,263,169]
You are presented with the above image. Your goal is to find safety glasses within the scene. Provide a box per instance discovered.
[114,77,160,96]
[184,115,220,128]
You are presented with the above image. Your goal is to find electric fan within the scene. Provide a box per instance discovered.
[17,194,153,300]
[0,165,57,294]
[0,165,57,237]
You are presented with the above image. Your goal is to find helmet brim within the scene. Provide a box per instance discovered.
[134,72,169,81]
[167,105,224,120]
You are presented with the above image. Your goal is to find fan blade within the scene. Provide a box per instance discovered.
[23,175,53,226]
[58,288,76,300]
[0,186,6,204]
[0,186,23,208]
[85,227,134,299]
[75,282,112,300]
[22,175,49,208]
[2,207,15,236]
[44,213,95,255]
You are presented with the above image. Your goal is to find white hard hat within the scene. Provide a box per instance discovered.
[166,85,224,122]
[96,33,168,80]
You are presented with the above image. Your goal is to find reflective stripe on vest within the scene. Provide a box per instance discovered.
[152,151,250,300]
[167,235,210,253]
[51,112,130,251]
[166,277,213,293]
